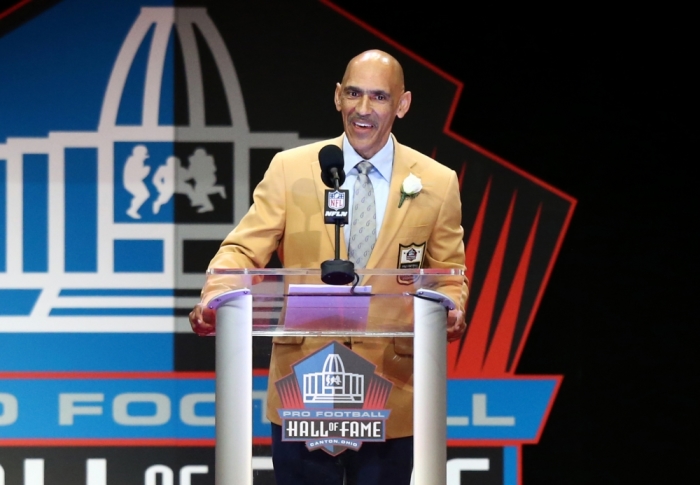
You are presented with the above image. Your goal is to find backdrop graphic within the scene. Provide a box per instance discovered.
[0,1,575,483]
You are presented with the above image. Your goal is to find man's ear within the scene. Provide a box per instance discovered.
[396,91,412,119]
[334,83,342,111]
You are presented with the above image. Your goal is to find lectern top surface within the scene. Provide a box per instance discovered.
[207,268,464,276]
[204,269,464,337]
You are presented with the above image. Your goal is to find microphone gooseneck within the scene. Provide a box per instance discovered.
[318,144,354,285]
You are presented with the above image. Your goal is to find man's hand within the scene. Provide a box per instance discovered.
[189,303,217,336]
[446,309,466,343]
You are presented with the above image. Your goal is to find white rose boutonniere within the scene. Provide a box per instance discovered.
[399,173,422,208]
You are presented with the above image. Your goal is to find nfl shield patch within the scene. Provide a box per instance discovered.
[328,190,346,210]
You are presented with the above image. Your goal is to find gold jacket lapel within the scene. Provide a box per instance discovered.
[365,140,417,269]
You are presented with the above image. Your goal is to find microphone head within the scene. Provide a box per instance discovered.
[318,145,346,188]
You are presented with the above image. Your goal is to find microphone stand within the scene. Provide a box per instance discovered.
[321,170,355,285]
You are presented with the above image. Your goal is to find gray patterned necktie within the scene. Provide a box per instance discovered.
[348,161,377,268]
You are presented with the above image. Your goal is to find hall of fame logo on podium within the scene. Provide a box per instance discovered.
[303,353,364,404]
[275,341,393,455]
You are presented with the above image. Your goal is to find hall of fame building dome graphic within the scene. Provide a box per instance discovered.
[0,7,316,332]
[303,354,365,404]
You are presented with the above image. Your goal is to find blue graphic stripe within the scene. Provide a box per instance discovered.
[59,288,174,296]
[0,333,173,371]
[23,154,48,272]
[0,376,270,439]
[49,308,174,316]
[0,159,5,272]
[447,379,558,440]
[114,239,164,272]
[116,23,153,125]
[0,289,42,315]
[159,27,175,125]
[0,378,214,439]
[65,148,98,272]
[504,446,517,485]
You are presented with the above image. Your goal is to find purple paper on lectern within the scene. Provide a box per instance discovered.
[284,284,372,332]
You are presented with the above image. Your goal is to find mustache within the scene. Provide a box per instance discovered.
[348,115,376,127]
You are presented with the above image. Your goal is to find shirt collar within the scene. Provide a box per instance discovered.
[342,134,394,183]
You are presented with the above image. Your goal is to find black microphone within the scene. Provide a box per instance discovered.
[319,145,346,190]
[318,145,354,285]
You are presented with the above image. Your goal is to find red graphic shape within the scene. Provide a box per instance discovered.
[363,377,392,409]
[482,205,541,375]
[276,376,304,408]
[458,192,516,376]
[448,176,490,369]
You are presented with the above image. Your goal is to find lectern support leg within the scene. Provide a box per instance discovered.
[413,296,448,485]
[215,294,253,485]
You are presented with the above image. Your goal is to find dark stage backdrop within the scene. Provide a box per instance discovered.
[326,3,694,484]
[0,1,692,484]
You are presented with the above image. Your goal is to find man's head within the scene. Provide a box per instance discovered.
[334,50,411,160]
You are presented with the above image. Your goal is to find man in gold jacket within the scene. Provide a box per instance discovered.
[190,49,468,485]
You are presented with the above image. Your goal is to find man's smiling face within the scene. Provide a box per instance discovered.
[334,50,411,160]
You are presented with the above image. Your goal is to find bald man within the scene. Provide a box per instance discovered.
[190,50,468,485]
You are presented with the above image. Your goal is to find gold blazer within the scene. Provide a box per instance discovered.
[203,135,468,438]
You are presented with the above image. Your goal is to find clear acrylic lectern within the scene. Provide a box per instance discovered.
[204,268,464,485]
